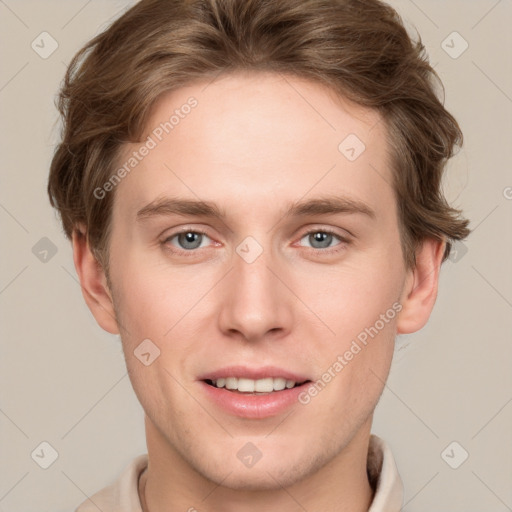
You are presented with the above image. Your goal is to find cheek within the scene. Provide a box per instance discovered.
[305,255,404,344]
[301,310,397,433]
[295,246,403,405]
[109,256,219,396]
[110,254,202,341]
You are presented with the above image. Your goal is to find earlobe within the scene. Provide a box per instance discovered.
[396,238,446,335]
[71,226,119,335]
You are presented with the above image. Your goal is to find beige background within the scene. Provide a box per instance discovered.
[1,0,511,510]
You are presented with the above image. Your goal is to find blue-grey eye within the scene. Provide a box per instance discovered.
[172,231,209,250]
[301,231,341,249]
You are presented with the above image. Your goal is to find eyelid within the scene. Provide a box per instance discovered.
[160,225,351,256]
[161,225,212,240]
[159,226,214,254]
[294,226,351,253]
[296,225,352,243]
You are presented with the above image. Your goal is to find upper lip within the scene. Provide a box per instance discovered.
[198,366,311,382]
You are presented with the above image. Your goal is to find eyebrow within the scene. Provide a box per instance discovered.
[136,195,376,221]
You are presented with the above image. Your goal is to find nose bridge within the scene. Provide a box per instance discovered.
[218,237,292,340]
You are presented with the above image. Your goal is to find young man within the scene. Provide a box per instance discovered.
[48,0,470,510]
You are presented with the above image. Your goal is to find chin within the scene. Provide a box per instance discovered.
[204,463,305,491]
[191,446,323,492]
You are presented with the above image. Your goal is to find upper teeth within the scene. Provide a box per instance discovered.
[213,377,297,392]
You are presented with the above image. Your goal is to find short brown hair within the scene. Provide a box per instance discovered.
[48,0,470,270]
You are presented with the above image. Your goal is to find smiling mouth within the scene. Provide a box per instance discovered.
[204,377,311,394]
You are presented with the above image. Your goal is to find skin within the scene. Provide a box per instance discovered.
[73,71,445,512]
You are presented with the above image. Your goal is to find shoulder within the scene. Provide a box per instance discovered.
[75,454,148,512]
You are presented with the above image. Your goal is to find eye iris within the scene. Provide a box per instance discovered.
[174,232,336,251]
[178,232,202,250]
[309,232,332,249]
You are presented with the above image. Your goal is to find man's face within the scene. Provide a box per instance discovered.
[107,71,409,489]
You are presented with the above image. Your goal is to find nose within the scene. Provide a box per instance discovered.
[217,241,294,343]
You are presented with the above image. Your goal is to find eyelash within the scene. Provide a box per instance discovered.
[161,227,349,257]
[296,227,349,255]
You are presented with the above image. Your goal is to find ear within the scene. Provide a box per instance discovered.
[71,226,119,334]
[396,238,446,334]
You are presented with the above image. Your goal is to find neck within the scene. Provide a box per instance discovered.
[140,417,374,512]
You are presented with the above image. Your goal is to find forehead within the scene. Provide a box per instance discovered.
[114,71,394,222]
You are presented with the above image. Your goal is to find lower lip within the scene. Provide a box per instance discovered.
[199,381,311,419]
